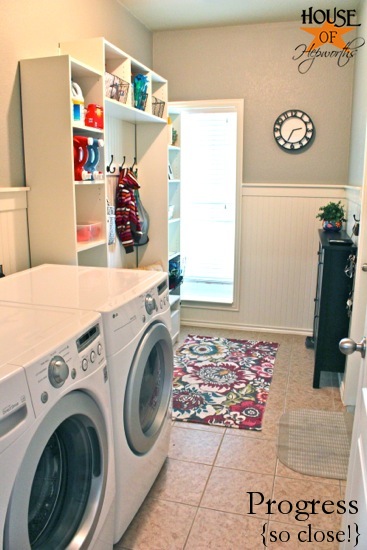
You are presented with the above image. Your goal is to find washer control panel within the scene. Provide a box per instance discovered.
[142,279,169,322]
[24,318,106,415]
[102,275,171,355]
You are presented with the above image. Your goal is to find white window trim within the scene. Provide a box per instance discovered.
[169,99,244,312]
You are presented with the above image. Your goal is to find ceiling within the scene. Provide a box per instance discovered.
[118,0,361,32]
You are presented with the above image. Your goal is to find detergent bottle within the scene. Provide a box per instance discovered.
[73,136,93,181]
[85,104,104,129]
[71,82,84,123]
[84,138,105,181]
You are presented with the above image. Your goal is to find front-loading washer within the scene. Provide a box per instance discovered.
[0,302,115,549]
[0,264,174,543]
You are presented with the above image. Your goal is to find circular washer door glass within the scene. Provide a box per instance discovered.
[5,391,108,550]
[29,416,94,547]
[125,322,173,455]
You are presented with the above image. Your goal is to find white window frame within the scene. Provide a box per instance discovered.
[170,99,243,312]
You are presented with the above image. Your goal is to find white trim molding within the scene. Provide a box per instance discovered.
[182,182,359,334]
[0,187,30,275]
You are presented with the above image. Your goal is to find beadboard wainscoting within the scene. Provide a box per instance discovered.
[181,184,359,335]
[0,187,30,275]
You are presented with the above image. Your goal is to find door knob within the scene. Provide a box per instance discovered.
[362,264,367,272]
[339,337,366,358]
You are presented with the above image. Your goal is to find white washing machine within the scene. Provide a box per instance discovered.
[0,302,115,549]
[0,265,174,543]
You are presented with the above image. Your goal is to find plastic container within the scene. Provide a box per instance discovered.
[85,104,104,129]
[77,222,102,243]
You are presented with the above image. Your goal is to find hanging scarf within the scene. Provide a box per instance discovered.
[115,168,142,253]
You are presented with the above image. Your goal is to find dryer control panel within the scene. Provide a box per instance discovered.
[22,317,107,416]
[102,277,171,355]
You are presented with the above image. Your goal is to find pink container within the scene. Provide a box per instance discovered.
[77,222,102,242]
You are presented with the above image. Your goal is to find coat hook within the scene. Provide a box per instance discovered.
[353,214,360,223]
[119,156,126,173]
[106,155,115,174]
[131,157,137,172]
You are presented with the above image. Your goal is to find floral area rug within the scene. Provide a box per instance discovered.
[172,335,279,430]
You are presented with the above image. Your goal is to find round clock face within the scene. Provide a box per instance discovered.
[273,110,315,152]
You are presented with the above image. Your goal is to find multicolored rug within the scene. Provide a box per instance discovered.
[172,335,279,430]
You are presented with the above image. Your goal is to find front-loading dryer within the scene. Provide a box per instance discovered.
[0,302,115,549]
[0,264,174,543]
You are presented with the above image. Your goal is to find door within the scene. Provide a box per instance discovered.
[5,391,108,550]
[339,332,367,548]
[124,321,173,455]
[339,128,367,548]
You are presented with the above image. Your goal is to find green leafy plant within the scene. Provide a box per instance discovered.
[316,201,346,222]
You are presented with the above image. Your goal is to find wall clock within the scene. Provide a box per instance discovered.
[273,110,315,153]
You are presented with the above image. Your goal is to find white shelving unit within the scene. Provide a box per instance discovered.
[168,110,182,342]
[20,38,168,270]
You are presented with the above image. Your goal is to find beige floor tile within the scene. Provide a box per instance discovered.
[200,466,274,519]
[122,327,353,549]
[147,458,211,506]
[169,424,223,464]
[270,370,289,387]
[271,476,343,531]
[215,433,277,475]
[173,420,227,434]
[115,498,196,550]
[288,368,314,385]
[267,521,339,549]
[276,459,340,486]
[285,391,335,411]
[265,389,286,411]
[185,508,266,550]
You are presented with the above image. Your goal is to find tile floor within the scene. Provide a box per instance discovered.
[114,327,348,549]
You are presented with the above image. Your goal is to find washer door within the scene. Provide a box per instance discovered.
[4,390,108,550]
[124,321,173,455]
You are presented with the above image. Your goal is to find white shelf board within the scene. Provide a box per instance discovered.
[72,122,104,135]
[77,238,106,252]
[70,57,103,78]
[74,180,106,186]
[105,98,166,124]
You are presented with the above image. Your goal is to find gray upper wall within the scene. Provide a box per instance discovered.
[348,0,367,186]
[1,0,152,188]
[153,21,357,185]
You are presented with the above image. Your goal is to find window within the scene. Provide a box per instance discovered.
[178,101,242,305]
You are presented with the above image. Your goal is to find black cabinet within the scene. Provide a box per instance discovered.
[311,230,356,388]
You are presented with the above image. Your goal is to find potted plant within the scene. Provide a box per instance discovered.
[316,200,346,232]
